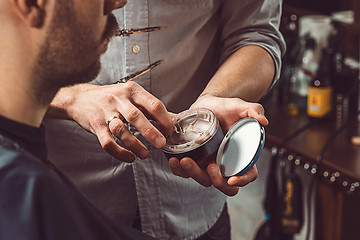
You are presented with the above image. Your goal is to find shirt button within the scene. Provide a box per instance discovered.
[132,45,141,53]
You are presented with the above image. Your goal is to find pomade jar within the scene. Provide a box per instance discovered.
[162,108,265,177]
[162,108,223,161]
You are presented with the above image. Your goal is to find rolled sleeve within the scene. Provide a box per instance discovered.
[220,0,286,84]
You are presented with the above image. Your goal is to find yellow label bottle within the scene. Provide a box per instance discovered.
[307,49,333,119]
[307,84,332,118]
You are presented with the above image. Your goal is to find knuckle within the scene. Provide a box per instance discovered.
[110,122,126,135]
[226,190,238,197]
[104,92,118,104]
[91,117,106,130]
[101,138,114,151]
[142,127,155,138]
[125,81,141,95]
[125,109,141,123]
[149,99,164,112]
[253,103,264,112]
[202,181,212,187]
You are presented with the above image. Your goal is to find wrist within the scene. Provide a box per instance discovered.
[191,94,220,110]
[46,83,95,120]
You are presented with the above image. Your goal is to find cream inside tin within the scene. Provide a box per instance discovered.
[162,108,223,161]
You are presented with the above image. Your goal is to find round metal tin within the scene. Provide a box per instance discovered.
[216,117,265,177]
[162,108,223,162]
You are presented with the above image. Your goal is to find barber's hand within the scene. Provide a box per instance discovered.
[168,95,268,196]
[66,82,173,162]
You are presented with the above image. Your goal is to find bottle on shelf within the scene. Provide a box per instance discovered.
[277,14,299,106]
[307,49,333,119]
[288,35,318,114]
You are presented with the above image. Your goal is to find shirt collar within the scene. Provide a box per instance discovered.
[0,115,47,160]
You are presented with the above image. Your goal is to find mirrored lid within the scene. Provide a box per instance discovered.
[216,117,265,177]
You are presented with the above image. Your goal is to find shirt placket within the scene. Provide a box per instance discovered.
[124,1,167,239]
[124,1,151,92]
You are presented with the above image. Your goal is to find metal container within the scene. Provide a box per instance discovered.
[162,108,265,177]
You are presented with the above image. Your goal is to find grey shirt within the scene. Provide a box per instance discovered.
[44,1,285,239]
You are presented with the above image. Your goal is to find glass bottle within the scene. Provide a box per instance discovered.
[288,36,318,113]
[307,49,333,118]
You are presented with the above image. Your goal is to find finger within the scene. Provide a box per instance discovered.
[137,104,174,137]
[242,104,269,126]
[207,164,239,196]
[95,126,136,162]
[227,165,258,186]
[108,118,149,159]
[117,100,167,149]
[168,157,190,178]
[128,83,173,136]
[179,158,212,187]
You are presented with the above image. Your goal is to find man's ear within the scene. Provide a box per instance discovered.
[13,0,46,28]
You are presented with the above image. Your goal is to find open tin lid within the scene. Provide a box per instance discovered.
[216,117,265,177]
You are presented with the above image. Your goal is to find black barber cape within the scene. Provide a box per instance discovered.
[0,116,156,240]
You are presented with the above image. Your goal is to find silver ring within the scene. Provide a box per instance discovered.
[106,116,118,127]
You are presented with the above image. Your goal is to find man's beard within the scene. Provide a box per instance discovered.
[33,0,117,104]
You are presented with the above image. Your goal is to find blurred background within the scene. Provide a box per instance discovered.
[228,0,360,239]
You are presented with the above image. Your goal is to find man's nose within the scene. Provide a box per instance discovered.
[104,0,127,15]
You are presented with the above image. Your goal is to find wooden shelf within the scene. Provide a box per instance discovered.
[261,89,360,240]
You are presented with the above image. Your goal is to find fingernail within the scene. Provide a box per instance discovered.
[208,166,218,176]
[181,160,191,169]
[169,160,179,168]
[227,177,237,185]
[155,136,166,148]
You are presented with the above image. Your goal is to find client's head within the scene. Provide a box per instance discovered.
[0,0,127,100]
